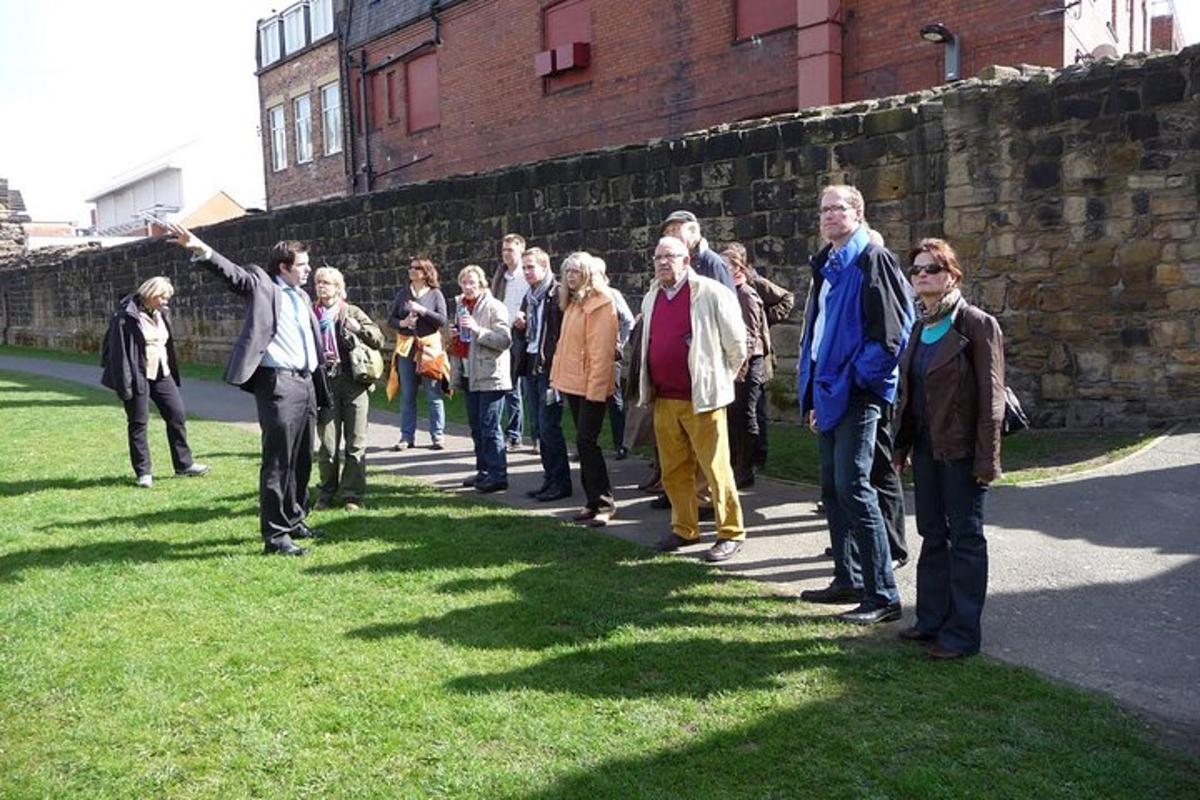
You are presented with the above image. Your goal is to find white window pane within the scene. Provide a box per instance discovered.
[259,22,280,65]
[269,105,287,171]
[311,0,333,39]
[283,7,305,55]
[321,82,342,155]
[294,96,312,163]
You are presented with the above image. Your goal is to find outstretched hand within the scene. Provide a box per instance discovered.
[163,223,209,259]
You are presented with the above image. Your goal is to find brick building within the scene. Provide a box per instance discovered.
[257,0,350,210]
[260,0,1181,203]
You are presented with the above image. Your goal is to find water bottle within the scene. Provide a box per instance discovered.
[458,303,472,343]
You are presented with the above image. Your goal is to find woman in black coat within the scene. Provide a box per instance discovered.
[100,276,208,487]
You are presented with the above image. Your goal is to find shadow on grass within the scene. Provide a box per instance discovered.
[0,476,132,498]
[35,492,259,531]
[0,535,248,583]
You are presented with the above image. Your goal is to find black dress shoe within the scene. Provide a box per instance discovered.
[839,602,902,625]
[649,494,671,510]
[928,643,973,660]
[535,487,573,502]
[475,479,509,493]
[799,583,862,604]
[526,485,550,499]
[614,447,629,460]
[654,532,700,552]
[263,538,306,556]
[293,524,325,539]
[462,474,482,488]
[899,626,936,643]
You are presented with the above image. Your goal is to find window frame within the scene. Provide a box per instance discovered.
[732,0,796,43]
[268,104,288,172]
[282,3,308,56]
[310,0,333,40]
[259,19,281,66]
[321,82,342,156]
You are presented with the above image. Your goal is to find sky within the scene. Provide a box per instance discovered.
[1,1,1197,226]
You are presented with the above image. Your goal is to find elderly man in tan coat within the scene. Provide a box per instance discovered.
[636,236,748,562]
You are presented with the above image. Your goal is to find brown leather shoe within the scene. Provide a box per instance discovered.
[899,626,936,643]
[928,644,972,660]
[573,508,597,522]
[704,539,742,562]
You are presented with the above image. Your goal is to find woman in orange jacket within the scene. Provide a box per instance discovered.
[550,252,620,527]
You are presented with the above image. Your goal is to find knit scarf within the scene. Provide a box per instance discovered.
[314,300,343,362]
[919,288,961,324]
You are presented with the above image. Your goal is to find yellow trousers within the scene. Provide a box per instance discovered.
[653,398,744,541]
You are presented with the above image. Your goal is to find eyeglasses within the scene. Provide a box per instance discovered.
[909,263,945,276]
[654,253,686,262]
[820,204,852,215]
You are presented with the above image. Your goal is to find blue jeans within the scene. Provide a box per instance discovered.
[521,374,540,443]
[911,435,988,654]
[465,389,507,482]
[529,372,570,493]
[397,354,444,444]
[818,391,900,608]
[502,380,523,445]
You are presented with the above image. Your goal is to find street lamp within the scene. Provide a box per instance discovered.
[920,22,961,82]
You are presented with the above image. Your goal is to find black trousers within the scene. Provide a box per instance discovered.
[253,367,317,543]
[122,374,194,478]
[729,356,765,481]
[873,406,908,563]
[565,393,615,513]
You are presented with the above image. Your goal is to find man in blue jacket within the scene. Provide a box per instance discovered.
[796,185,914,624]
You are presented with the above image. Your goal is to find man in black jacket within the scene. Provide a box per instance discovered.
[661,210,735,292]
[165,224,326,556]
[514,246,572,501]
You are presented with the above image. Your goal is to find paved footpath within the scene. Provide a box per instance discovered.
[3,354,1198,746]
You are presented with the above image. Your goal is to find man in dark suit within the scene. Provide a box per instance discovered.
[166,224,326,556]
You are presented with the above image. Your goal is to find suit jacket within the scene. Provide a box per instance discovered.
[198,251,328,403]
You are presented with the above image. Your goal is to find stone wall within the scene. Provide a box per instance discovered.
[3,46,1199,428]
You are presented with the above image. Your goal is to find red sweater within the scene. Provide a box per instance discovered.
[648,284,692,401]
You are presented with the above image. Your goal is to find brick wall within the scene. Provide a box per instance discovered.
[4,46,1200,428]
[259,37,350,209]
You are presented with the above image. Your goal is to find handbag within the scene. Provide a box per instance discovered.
[344,308,384,386]
[415,333,449,382]
[1002,386,1030,437]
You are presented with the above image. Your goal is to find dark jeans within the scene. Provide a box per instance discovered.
[253,367,317,543]
[565,393,615,513]
[530,372,570,493]
[729,355,765,481]
[873,407,908,562]
[122,374,194,477]
[502,380,523,445]
[753,386,769,467]
[911,435,989,654]
[607,362,625,450]
[521,374,540,443]
[466,389,507,482]
[818,391,900,608]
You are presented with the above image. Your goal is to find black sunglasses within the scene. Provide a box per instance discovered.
[909,263,945,276]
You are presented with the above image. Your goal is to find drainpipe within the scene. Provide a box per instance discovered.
[359,47,374,192]
[796,0,845,109]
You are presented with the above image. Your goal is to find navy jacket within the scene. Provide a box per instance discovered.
[100,294,181,401]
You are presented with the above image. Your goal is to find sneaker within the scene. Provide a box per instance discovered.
[175,463,210,477]
[531,440,541,455]
[135,474,153,488]
[430,439,445,451]
[393,440,414,452]
[344,501,362,512]
[704,539,742,562]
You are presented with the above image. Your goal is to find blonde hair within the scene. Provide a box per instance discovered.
[558,251,600,310]
[313,266,347,299]
[523,247,551,271]
[820,184,865,215]
[457,264,488,288]
[137,276,173,304]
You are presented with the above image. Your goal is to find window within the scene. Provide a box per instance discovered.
[283,4,306,55]
[386,70,398,122]
[269,105,287,171]
[310,0,333,39]
[406,52,439,132]
[294,95,313,163]
[543,0,592,92]
[735,0,796,40]
[259,20,281,66]
[321,82,342,155]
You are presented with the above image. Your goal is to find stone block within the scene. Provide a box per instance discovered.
[1041,373,1073,400]
[1075,350,1109,382]
[1167,288,1200,311]
[702,161,736,189]
[1038,289,1071,313]
[1117,239,1162,269]
[1154,263,1183,288]
[1111,362,1151,383]
[1150,193,1198,218]
[1151,319,1192,347]
[770,323,803,358]
[1182,264,1200,285]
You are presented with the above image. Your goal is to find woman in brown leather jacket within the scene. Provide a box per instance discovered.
[893,238,1005,659]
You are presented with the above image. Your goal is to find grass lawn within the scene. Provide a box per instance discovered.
[0,370,1197,798]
